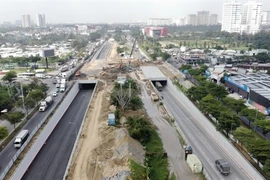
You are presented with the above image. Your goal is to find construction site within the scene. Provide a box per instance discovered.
[66,39,199,180]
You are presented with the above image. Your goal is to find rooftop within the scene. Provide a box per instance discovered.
[141,66,167,81]
[228,74,270,100]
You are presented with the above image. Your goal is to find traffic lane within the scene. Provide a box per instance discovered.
[162,88,225,180]
[165,79,264,180]
[0,91,64,172]
[96,42,112,60]
[141,86,200,180]
[162,88,243,180]
[161,81,260,180]
[22,90,93,180]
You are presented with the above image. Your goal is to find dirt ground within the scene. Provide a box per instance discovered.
[67,42,146,180]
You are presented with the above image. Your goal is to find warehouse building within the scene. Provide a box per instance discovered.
[224,74,270,114]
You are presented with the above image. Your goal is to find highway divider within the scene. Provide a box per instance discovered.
[9,81,79,180]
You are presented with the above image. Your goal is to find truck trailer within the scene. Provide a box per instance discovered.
[39,96,53,112]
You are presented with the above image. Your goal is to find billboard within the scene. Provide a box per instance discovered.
[39,49,55,58]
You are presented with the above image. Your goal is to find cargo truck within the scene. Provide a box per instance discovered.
[155,82,163,91]
[150,92,159,101]
[60,83,66,92]
[186,154,203,174]
[39,96,53,112]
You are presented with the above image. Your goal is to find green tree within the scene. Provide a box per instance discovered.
[0,126,8,141]
[222,97,246,114]
[217,110,240,136]
[254,120,270,134]
[130,96,143,110]
[247,139,270,165]
[2,71,17,83]
[233,127,254,146]
[203,41,207,49]
[239,108,265,124]
[28,89,45,106]
[186,86,208,101]
[255,52,269,63]
[263,160,270,179]
[160,52,171,60]
[179,41,182,47]
[267,69,270,75]
[5,111,24,129]
[127,116,152,145]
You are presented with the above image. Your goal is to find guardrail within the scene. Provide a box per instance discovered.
[63,80,99,180]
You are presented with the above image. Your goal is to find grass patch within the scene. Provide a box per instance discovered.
[129,159,147,180]
[146,130,169,180]
[127,116,170,180]
[169,173,177,180]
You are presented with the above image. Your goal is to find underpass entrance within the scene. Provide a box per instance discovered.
[78,80,97,90]
[141,66,168,89]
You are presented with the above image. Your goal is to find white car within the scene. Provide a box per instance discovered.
[53,92,57,97]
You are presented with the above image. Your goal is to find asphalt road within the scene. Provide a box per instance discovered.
[0,84,67,174]
[95,42,112,60]
[141,84,200,180]
[22,90,93,180]
[159,80,264,180]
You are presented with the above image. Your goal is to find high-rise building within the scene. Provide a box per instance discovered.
[261,11,270,25]
[173,17,187,26]
[221,1,242,33]
[187,14,197,25]
[37,14,46,27]
[241,1,262,34]
[22,14,31,28]
[147,18,172,26]
[209,14,218,25]
[197,11,209,25]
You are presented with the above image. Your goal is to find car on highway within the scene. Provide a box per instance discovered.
[215,159,230,175]
[56,83,60,88]
[53,80,57,84]
[55,88,60,93]
[53,92,58,97]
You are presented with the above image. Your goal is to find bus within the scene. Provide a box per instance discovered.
[14,129,29,148]
[17,73,35,78]
[155,82,163,91]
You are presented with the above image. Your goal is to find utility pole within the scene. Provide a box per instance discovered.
[20,83,26,115]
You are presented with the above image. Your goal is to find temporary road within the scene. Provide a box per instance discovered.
[159,80,264,180]
[22,90,93,180]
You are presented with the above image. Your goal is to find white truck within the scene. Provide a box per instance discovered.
[60,83,66,92]
[39,96,53,112]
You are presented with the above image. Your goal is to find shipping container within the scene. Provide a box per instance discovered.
[186,154,203,174]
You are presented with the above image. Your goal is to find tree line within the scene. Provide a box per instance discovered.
[181,64,270,179]
[0,71,48,140]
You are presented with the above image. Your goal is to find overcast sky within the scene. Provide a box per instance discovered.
[0,0,269,24]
